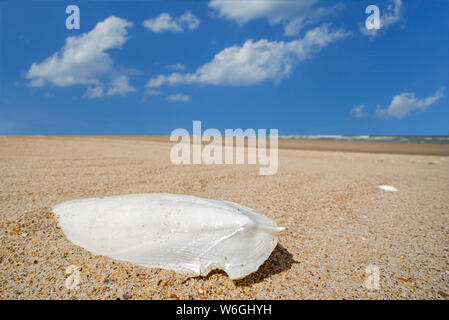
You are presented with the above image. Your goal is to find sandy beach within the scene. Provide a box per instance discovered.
[0,136,448,299]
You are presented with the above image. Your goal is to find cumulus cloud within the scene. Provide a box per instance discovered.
[208,0,341,36]
[85,86,103,99]
[166,93,190,102]
[106,75,136,96]
[26,16,136,97]
[143,11,200,33]
[146,24,349,88]
[351,104,367,118]
[140,89,164,103]
[178,11,201,30]
[376,88,445,118]
[360,0,403,39]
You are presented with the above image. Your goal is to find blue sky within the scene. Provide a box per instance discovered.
[0,0,448,135]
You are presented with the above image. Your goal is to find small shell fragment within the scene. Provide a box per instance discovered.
[378,185,398,192]
[53,193,284,279]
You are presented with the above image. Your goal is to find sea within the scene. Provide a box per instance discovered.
[279,135,449,144]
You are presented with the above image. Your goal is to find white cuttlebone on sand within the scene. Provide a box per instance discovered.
[53,193,284,280]
[378,185,398,192]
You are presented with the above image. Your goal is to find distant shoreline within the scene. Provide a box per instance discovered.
[4,135,449,156]
[276,139,449,156]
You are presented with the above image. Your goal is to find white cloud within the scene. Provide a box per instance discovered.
[376,88,445,118]
[85,86,103,99]
[178,11,201,31]
[146,24,349,88]
[143,13,183,33]
[284,4,343,36]
[141,89,164,103]
[27,78,44,88]
[360,0,403,39]
[351,104,367,118]
[143,11,199,33]
[208,0,341,36]
[167,63,186,70]
[209,0,317,24]
[106,75,136,96]
[166,93,190,102]
[26,16,136,97]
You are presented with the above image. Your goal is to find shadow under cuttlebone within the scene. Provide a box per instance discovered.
[187,244,297,287]
[233,244,297,287]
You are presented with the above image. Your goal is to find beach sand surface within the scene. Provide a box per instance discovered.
[0,136,448,299]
